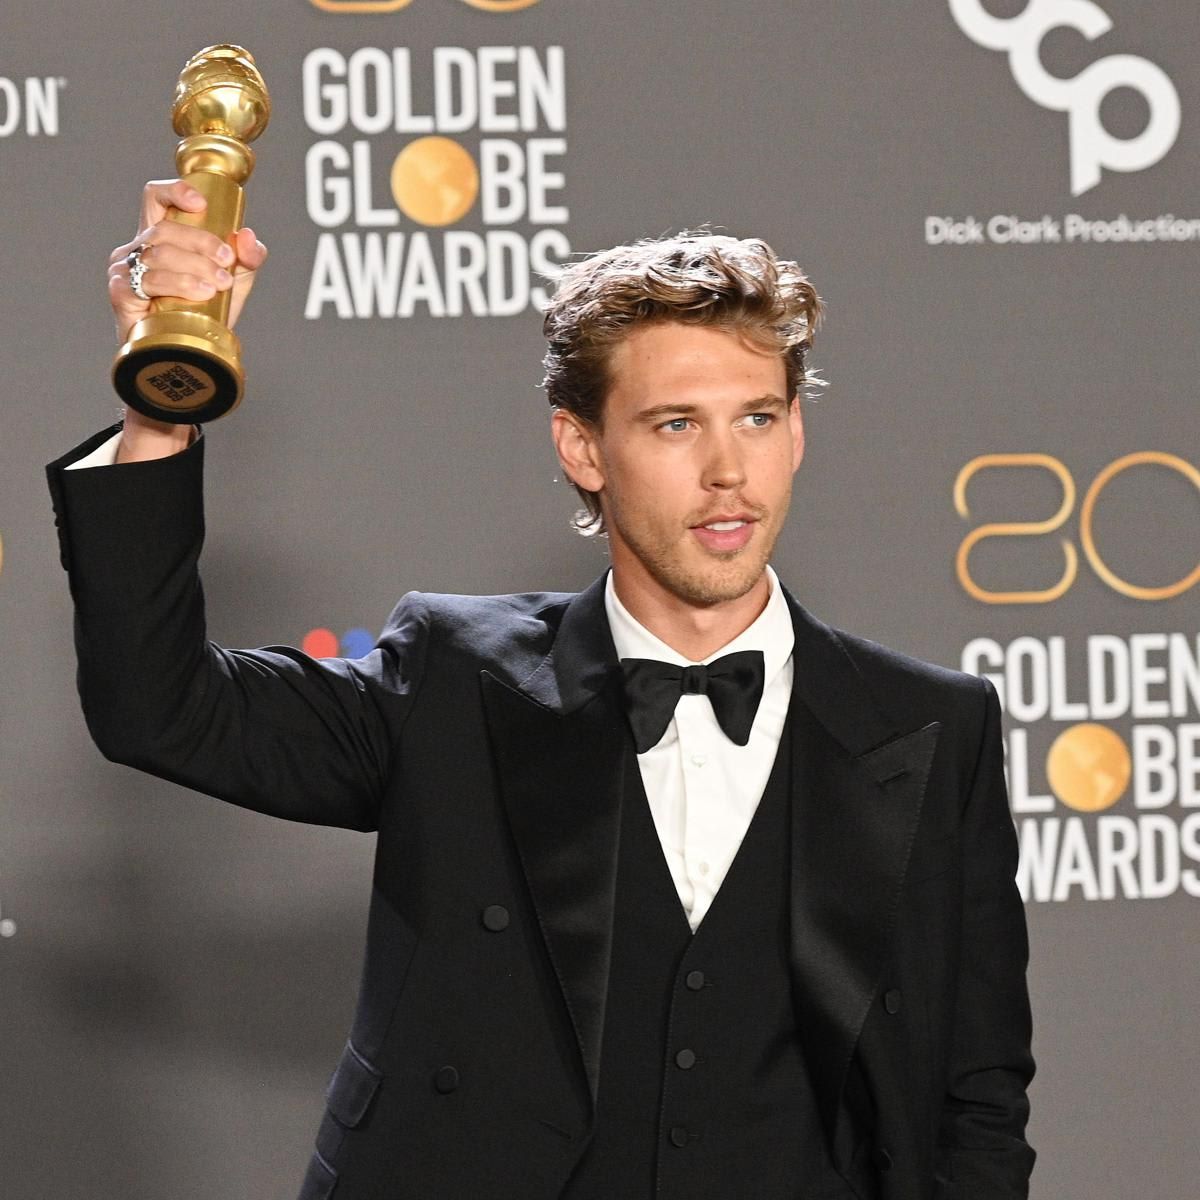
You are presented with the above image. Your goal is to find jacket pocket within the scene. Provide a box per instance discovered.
[298,1148,338,1200]
[304,1041,384,1197]
[326,1039,383,1129]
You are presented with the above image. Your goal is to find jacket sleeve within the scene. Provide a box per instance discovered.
[46,425,426,832]
[934,675,1036,1197]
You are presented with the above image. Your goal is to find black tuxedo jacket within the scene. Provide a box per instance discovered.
[49,428,1034,1200]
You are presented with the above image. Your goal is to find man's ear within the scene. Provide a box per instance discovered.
[551,408,605,493]
[789,397,805,473]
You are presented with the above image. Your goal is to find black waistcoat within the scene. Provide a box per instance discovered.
[562,716,858,1200]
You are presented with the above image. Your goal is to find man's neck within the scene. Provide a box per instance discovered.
[610,568,772,662]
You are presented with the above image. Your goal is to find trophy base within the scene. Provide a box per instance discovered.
[112,312,244,424]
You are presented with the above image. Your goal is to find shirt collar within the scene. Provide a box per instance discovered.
[604,565,795,687]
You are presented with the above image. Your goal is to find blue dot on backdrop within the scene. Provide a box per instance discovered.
[342,628,376,659]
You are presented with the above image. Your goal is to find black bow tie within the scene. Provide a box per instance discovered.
[619,650,766,754]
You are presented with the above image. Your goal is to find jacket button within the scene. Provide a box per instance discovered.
[872,1145,894,1171]
[883,988,902,1014]
[482,905,510,931]
[669,1126,690,1148]
[684,970,706,991]
[434,1065,460,1094]
[675,1048,696,1070]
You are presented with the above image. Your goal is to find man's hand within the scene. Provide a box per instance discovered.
[108,178,268,343]
[106,178,268,461]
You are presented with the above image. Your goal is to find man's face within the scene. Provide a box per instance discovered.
[558,321,804,609]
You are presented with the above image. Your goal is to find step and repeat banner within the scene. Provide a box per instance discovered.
[1,1,1196,1196]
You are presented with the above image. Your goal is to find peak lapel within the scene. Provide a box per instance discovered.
[480,576,626,1112]
[782,591,941,1150]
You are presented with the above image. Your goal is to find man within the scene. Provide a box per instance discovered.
[48,180,1034,1199]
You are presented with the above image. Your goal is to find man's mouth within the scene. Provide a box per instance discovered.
[692,509,758,530]
[690,514,758,552]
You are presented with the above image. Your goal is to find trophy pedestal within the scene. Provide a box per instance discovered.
[112,310,243,424]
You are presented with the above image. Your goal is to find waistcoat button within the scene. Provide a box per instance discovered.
[675,1048,697,1069]
[685,970,706,991]
[669,1125,690,1148]
[883,988,902,1014]
[482,905,510,931]
[434,1065,460,1094]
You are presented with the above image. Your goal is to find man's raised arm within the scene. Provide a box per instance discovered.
[48,180,421,831]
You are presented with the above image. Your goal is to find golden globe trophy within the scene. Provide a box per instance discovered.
[112,45,270,424]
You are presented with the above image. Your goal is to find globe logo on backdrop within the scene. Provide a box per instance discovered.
[948,0,1181,195]
[955,451,1200,904]
[961,628,1200,904]
[391,135,480,225]
[302,43,570,318]
[1045,723,1131,813]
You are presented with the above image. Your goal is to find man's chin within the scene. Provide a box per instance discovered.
[658,554,770,608]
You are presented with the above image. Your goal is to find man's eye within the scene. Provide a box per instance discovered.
[662,418,690,432]
[747,413,774,427]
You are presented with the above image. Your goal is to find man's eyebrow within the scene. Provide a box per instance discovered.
[633,394,789,423]
[741,394,790,412]
[634,402,700,423]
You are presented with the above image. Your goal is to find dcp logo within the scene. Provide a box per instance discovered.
[948,0,1181,195]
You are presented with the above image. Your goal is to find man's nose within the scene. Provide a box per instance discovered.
[701,432,747,490]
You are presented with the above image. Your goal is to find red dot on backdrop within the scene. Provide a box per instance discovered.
[302,628,340,658]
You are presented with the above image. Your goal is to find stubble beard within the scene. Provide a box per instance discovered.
[609,495,788,608]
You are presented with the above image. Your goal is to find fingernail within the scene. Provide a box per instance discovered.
[215,269,233,286]
[198,281,216,296]
[217,244,235,266]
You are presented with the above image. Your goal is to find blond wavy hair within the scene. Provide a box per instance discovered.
[542,231,824,534]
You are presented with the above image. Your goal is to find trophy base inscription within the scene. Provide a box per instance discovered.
[113,311,243,424]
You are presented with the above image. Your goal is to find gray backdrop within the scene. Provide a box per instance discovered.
[2,1,1197,1196]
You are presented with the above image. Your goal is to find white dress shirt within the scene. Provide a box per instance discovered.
[605,568,795,930]
[65,429,126,469]
[67,432,797,931]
